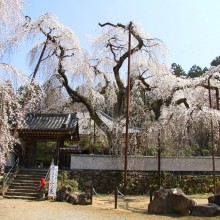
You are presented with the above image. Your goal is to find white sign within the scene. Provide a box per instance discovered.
[48,164,58,197]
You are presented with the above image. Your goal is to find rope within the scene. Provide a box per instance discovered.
[93,187,137,202]
[93,188,101,197]
[117,189,125,198]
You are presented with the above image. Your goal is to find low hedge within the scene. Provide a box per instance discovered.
[69,170,219,195]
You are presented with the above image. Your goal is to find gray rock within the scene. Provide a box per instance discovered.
[191,204,220,217]
[148,188,171,214]
[148,188,196,215]
[70,194,79,204]
[166,189,196,215]
[57,185,92,205]
[56,186,68,201]
[78,193,91,205]
[208,194,220,206]
[71,191,92,205]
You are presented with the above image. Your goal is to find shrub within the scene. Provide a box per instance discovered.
[57,171,78,192]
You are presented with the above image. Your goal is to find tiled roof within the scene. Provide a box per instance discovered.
[21,113,78,131]
[97,111,143,133]
[77,111,142,135]
[77,111,113,135]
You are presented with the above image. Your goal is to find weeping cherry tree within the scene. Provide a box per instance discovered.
[23,14,166,153]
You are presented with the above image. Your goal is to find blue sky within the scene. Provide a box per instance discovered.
[10,0,220,75]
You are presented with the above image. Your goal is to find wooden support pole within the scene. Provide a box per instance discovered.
[208,79,216,194]
[90,185,93,205]
[123,22,132,196]
[157,131,161,190]
[115,187,118,209]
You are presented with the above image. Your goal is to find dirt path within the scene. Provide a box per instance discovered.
[0,195,217,220]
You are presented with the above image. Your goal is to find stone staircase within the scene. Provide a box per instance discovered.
[4,168,48,200]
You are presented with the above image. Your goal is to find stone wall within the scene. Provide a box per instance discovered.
[70,154,220,172]
[69,170,220,195]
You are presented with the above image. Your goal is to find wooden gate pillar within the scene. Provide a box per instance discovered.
[26,137,37,167]
[55,138,64,166]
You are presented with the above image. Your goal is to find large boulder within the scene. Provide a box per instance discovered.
[148,188,196,215]
[166,188,196,215]
[78,193,91,205]
[56,186,72,202]
[71,190,92,205]
[191,204,220,217]
[56,185,92,205]
[70,194,79,204]
[148,188,170,214]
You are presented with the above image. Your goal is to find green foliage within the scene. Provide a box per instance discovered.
[155,174,219,195]
[79,135,107,154]
[187,65,207,78]
[93,142,106,154]
[79,136,91,149]
[211,56,220,67]
[201,149,210,156]
[128,172,220,195]
[216,180,220,193]
[125,172,219,195]
[71,170,220,195]
[171,63,186,77]
[57,171,78,192]
[36,140,56,163]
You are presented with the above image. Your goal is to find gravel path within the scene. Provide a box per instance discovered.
[0,196,216,220]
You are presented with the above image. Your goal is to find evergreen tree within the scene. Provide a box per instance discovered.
[188,65,207,78]
[171,63,186,77]
[211,56,220,67]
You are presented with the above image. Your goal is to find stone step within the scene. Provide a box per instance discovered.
[3,195,37,200]
[3,168,49,200]
[18,172,47,175]
[17,171,47,174]
[13,179,40,183]
[18,174,47,178]
[8,188,38,193]
[5,191,38,197]
[7,188,38,193]
[16,176,44,181]
[20,169,48,173]
[9,185,38,190]
[10,182,39,187]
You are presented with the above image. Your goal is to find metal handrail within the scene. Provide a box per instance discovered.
[93,188,101,197]
[45,166,50,181]
[3,157,19,186]
[1,158,19,196]
[45,160,54,181]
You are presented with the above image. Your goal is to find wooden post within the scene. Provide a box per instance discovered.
[93,120,96,154]
[216,88,220,139]
[124,22,132,195]
[56,138,64,166]
[2,184,4,197]
[216,88,219,110]
[208,79,216,194]
[149,187,153,202]
[115,187,118,209]
[157,131,161,190]
[90,185,93,205]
